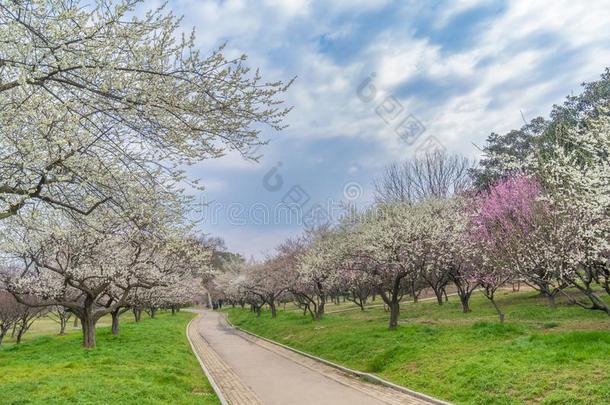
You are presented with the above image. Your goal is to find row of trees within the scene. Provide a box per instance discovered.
[0,0,289,348]
[211,70,610,329]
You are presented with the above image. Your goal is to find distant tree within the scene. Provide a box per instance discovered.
[239,259,291,318]
[13,303,46,344]
[199,236,245,273]
[294,230,340,321]
[340,267,374,311]
[471,257,513,323]
[47,306,73,336]
[374,151,475,203]
[0,291,21,345]
[472,67,610,188]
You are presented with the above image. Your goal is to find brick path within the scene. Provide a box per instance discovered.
[187,315,263,404]
[187,310,446,405]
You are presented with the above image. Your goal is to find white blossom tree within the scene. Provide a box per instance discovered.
[0,290,21,345]
[352,200,448,329]
[0,0,290,221]
[1,205,211,347]
[532,113,610,312]
[294,230,342,321]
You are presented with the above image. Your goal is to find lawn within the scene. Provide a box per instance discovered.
[0,312,219,405]
[226,290,610,405]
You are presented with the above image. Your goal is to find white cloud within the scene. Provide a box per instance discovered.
[433,0,495,29]
[164,0,610,255]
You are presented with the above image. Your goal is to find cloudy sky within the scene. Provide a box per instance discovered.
[165,0,610,258]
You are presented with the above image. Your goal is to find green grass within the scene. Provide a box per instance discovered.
[0,312,219,405]
[226,290,610,404]
[1,314,113,345]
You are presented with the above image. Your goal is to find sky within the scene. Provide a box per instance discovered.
[162,0,610,259]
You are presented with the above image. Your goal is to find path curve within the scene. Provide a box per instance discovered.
[187,309,444,405]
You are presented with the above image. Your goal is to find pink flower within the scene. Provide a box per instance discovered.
[469,175,543,242]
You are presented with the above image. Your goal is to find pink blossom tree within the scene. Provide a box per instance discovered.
[469,175,563,306]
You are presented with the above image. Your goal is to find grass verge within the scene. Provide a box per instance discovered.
[227,290,610,404]
[0,312,219,405]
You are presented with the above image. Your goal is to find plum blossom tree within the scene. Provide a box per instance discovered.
[47,305,77,336]
[12,302,46,344]
[339,266,374,311]
[3,219,146,347]
[245,257,293,318]
[531,113,610,314]
[115,237,211,332]
[471,254,513,323]
[0,290,21,345]
[295,230,343,321]
[352,200,447,329]
[2,207,211,347]
[0,0,291,221]
[471,108,610,316]
[468,175,566,306]
[209,263,247,309]
[447,258,479,314]
[423,197,480,312]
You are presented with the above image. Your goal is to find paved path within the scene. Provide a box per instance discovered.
[187,310,441,405]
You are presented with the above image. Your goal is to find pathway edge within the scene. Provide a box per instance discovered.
[186,317,230,405]
[223,312,453,405]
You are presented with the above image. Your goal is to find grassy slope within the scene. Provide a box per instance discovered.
[227,290,610,405]
[0,312,219,405]
[1,315,113,345]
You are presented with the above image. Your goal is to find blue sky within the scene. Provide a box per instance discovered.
[164,0,610,258]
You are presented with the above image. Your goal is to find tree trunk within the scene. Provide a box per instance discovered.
[111,309,120,336]
[0,327,10,346]
[584,290,610,316]
[388,301,400,329]
[547,293,556,308]
[73,316,79,328]
[59,317,68,335]
[459,293,471,313]
[314,300,325,321]
[149,307,157,318]
[79,298,98,348]
[133,308,142,322]
[435,291,444,305]
[16,327,25,344]
[171,307,176,316]
[81,314,97,348]
[490,298,505,323]
[269,301,277,318]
